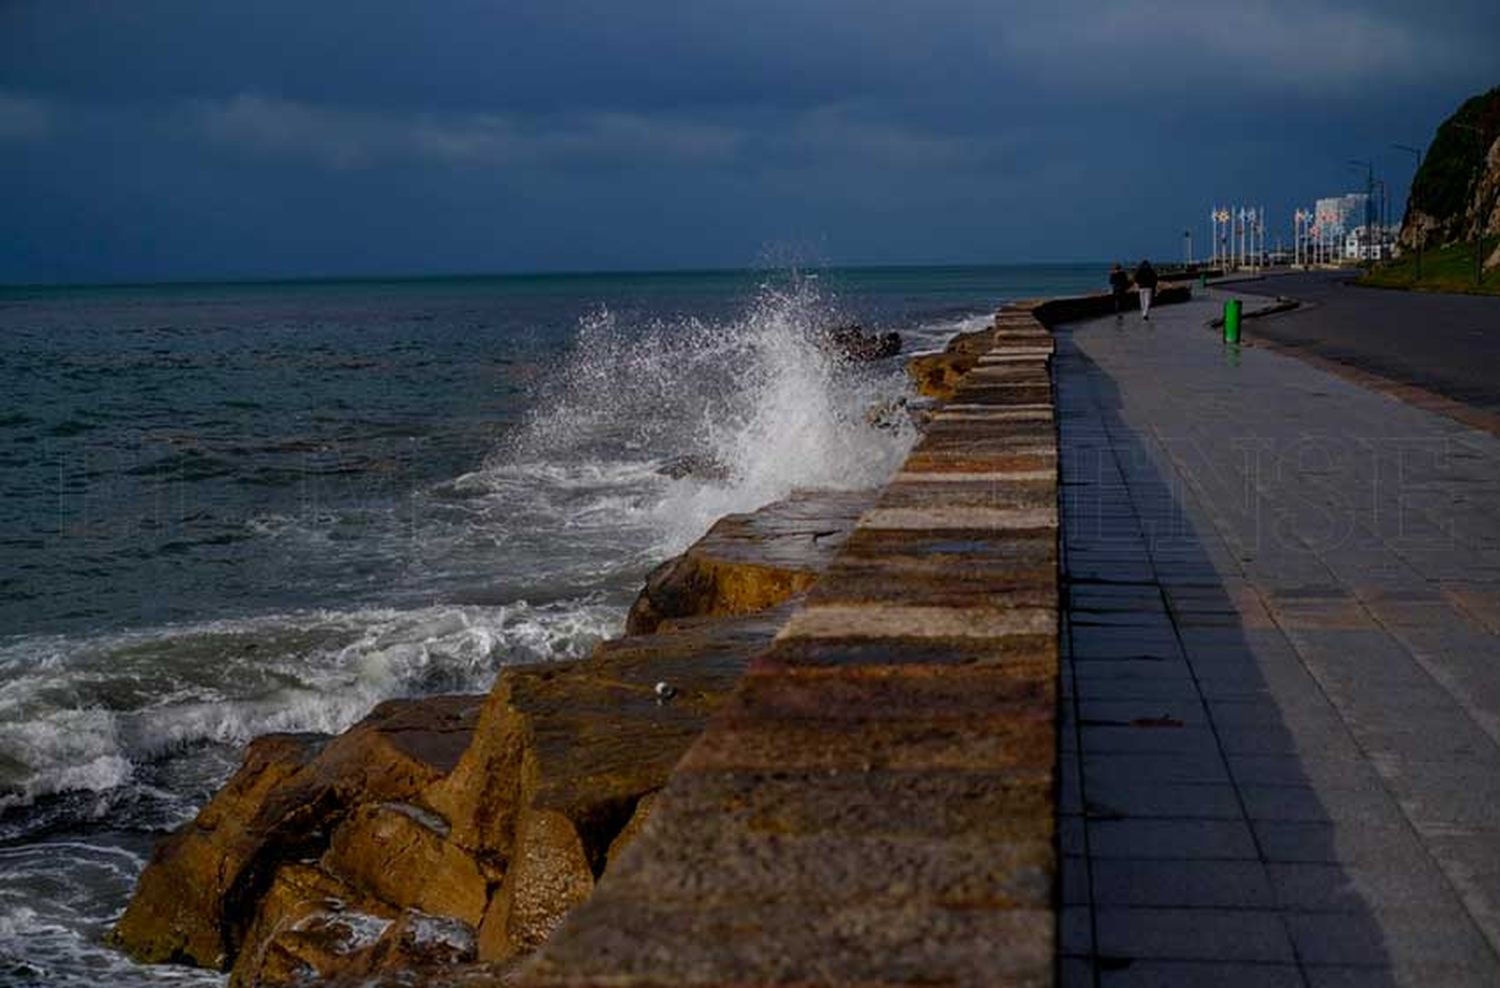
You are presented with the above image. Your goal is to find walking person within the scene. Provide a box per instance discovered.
[1133,259,1158,320]
[1108,263,1130,319]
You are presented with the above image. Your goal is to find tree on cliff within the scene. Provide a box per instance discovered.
[1402,85,1500,253]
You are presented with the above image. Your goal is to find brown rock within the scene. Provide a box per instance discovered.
[373,910,480,974]
[513,303,1062,987]
[625,489,874,635]
[604,790,658,871]
[477,808,595,961]
[428,608,787,959]
[112,695,481,970]
[230,861,480,987]
[323,802,492,927]
[904,324,1001,400]
[906,350,979,400]
[948,324,1001,355]
[110,732,328,968]
[229,861,398,987]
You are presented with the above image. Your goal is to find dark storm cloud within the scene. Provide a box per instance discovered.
[2,1,1496,281]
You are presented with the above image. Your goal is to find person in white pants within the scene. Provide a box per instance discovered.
[1133,259,1158,321]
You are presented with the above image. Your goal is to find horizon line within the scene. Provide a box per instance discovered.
[0,259,1113,293]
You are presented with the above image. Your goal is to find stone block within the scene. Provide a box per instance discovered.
[525,899,1053,987]
[324,802,491,927]
[479,808,596,961]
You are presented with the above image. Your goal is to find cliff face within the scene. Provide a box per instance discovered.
[1401,86,1500,256]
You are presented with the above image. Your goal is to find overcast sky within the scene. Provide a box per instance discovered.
[2,1,1496,283]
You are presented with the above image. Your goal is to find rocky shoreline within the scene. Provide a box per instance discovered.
[111,286,1183,986]
[110,483,875,985]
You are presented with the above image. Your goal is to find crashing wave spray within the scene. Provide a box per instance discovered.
[488,273,916,552]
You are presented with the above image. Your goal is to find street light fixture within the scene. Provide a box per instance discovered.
[1451,121,1492,287]
[1392,143,1424,279]
[1349,159,1375,269]
[1373,179,1388,258]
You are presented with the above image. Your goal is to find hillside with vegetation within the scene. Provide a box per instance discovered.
[1362,235,1499,294]
[1400,86,1500,258]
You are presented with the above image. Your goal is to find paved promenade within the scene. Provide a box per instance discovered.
[1058,296,1500,985]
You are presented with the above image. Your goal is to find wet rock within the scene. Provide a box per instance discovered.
[477,808,595,960]
[230,860,481,987]
[373,910,480,974]
[625,489,876,635]
[109,732,329,968]
[229,862,399,987]
[821,324,902,362]
[864,396,914,432]
[905,324,996,400]
[323,802,492,927]
[112,695,481,970]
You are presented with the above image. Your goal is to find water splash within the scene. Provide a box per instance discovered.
[475,273,916,552]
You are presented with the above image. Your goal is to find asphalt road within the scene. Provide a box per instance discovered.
[1224,269,1500,413]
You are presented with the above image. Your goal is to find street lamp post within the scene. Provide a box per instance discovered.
[1216,207,1230,271]
[1393,143,1424,279]
[1451,121,1493,287]
[1373,179,1388,259]
[1258,206,1266,270]
[1349,158,1375,269]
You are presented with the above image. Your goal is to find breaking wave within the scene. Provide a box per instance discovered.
[463,274,917,554]
[0,599,617,820]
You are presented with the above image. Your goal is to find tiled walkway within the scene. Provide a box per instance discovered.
[1057,297,1500,986]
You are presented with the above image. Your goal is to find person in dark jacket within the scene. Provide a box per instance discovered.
[1108,263,1130,317]
[1133,259,1159,320]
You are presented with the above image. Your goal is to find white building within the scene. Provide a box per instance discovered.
[1315,194,1371,240]
[1343,225,1400,261]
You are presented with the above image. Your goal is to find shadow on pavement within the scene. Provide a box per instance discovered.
[1054,337,1394,985]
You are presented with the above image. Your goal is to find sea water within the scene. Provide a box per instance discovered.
[0,264,1101,984]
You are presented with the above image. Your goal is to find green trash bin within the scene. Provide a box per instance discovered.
[1223,299,1242,344]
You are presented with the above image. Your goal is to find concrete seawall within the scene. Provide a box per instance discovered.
[110,286,1192,986]
[520,301,1069,986]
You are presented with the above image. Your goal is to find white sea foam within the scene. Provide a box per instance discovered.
[0,598,618,815]
[0,841,225,985]
[903,312,994,356]
[400,910,476,955]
